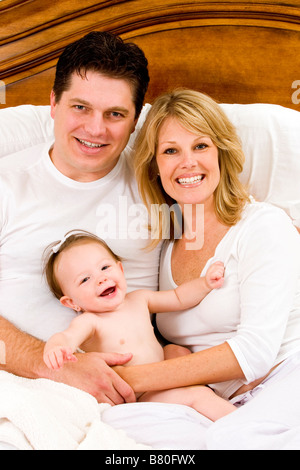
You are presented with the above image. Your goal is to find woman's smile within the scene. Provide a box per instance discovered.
[176,174,205,186]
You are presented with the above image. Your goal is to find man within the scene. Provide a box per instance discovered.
[0,31,160,405]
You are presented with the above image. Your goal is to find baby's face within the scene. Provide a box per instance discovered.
[55,241,127,313]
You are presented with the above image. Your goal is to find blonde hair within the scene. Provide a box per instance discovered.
[134,89,250,248]
[43,230,121,300]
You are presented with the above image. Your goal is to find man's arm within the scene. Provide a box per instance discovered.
[0,315,135,405]
[0,315,44,378]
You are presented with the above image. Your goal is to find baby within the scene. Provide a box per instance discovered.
[43,230,235,421]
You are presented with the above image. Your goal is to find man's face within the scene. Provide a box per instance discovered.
[50,71,137,182]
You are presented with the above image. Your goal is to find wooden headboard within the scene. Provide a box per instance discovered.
[1,0,300,110]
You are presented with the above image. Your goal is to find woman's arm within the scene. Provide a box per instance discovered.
[226,208,300,383]
[114,342,245,393]
[118,207,299,393]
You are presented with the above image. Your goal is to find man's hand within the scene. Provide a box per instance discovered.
[0,316,135,405]
[47,351,136,405]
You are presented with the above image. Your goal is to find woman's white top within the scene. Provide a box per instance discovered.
[157,199,300,399]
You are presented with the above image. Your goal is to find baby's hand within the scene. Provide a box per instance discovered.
[205,261,225,289]
[43,346,78,370]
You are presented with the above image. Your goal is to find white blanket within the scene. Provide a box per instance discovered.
[0,371,151,450]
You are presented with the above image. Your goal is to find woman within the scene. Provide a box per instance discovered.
[115,89,300,448]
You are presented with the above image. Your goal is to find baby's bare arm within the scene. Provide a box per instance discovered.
[145,261,225,313]
[43,314,97,370]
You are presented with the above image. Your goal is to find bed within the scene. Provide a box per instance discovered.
[0,0,299,450]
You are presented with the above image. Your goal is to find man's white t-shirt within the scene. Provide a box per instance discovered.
[0,142,160,341]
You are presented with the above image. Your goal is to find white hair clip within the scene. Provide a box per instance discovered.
[51,229,97,254]
[52,235,68,254]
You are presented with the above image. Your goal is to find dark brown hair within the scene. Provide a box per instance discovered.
[52,31,149,119]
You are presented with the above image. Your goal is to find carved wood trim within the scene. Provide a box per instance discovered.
[1,1,300,81]
[1,1,300,108]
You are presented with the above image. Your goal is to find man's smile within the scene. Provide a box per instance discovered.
[75,138,108,149]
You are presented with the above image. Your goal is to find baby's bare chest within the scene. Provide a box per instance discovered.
[81,299,162,363]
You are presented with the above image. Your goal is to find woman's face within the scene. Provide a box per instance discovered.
[156,117,220,209]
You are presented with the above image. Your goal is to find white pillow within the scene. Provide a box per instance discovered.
[0,105,53,157]
[0,102,299,228]
[221,103,300,229]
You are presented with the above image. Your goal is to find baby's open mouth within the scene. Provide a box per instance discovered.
[100,286,116,297]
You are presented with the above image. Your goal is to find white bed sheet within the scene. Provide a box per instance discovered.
[102,402,211,450]
[0,369,211,450]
